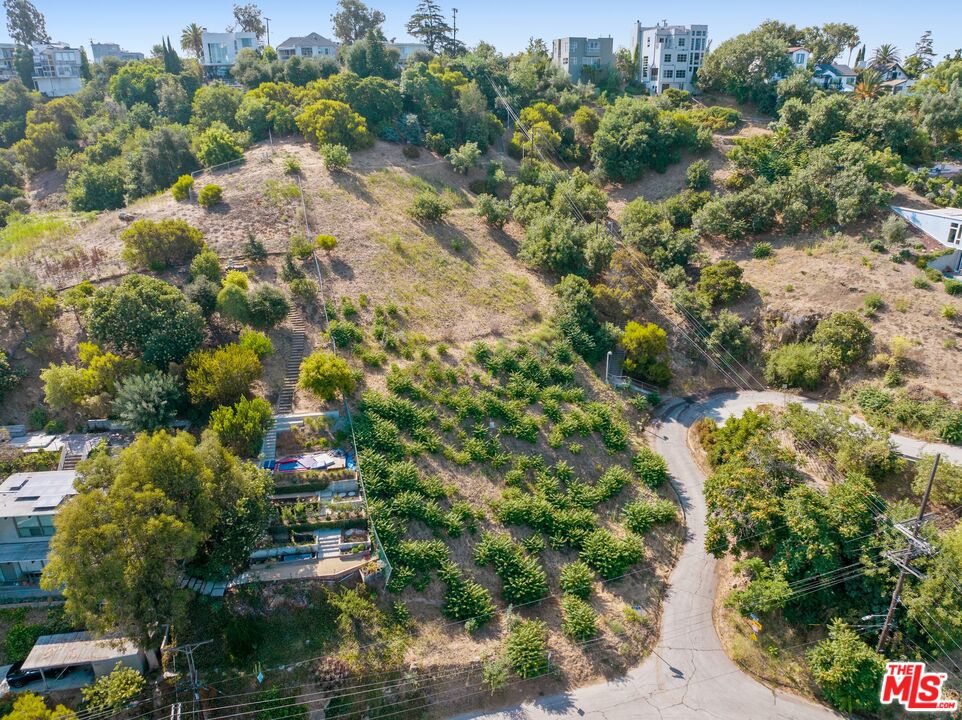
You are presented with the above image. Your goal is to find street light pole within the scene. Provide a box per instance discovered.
[605,350,612,385]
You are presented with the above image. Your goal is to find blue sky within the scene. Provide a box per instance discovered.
[2,0,959,62]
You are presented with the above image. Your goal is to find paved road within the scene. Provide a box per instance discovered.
[454,391,962,720]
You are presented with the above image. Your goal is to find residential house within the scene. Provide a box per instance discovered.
[0,470,76,586]
[771,46,812,81]
[630,21,709,94]
[386,42,429,64]
[872,61,915,95]
[550,36,614,82]
[277,33,339,60]
[31,42,83,96]
[200,30,259,78]
[0,43,16,82]
[812,63,857,92]
[891,206,962,274]
[90,42,144,64]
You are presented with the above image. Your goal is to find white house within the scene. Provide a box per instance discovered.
[787,46,811,72]
[387,42,429,64]
[31,42,83,96]
[0,470,76,586]
[276,33,338,60]
[812,62,857,92]
[892,206,962,274]
[550,36,614,81]
[630,20,709,94]
[201,30,259,78]
[0,43,16,82]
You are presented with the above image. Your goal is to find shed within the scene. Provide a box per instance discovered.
[21,631,146,687]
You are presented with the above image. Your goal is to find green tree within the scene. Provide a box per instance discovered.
[209,396,273,457]
[330,0,385,44]
[447,141,481,174]
[696,260,747,307]
[810,311,872,372]
[296,100,372,149]
[0,348,21,402]
[193,122,243,167]
[216,282,249,328]
[113,370,182,432]
[121,219,205,271]
[40,343,138,417]
[505,619,548,678]
[1,694,75,720]
[191,83,244,130]
[125,125,197,198]
[88,275,204,366]
[3,0,50,46]
[765,343,823,390]
[559,560,595,599]
[0,284,57,340]
[621,321,671,386]
[561,595,598,641]
[699,25,792,112]
[180,22,204,59]
[319,142,351,171]
[247,285,290,330]
[405,0,451,54]
[807,618,885,713]
[344,30,400,80]
[65,161,125,212]
[554,273,614,361]
[579,528,643,580]
[186,344,262,406]
[239,329,273,358]
[298,350,356,401]
[108,62,164,108]
[232,2,266,38]
[81,662,146,711]
[190,248,222,283]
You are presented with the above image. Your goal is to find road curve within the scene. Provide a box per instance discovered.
[453,391,962,720]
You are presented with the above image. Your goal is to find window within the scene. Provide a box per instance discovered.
[15,515,55,538]
[678,38,686,47]
[302,47,313,57]
[663,69,673,79]
[571,40,578,52]
[677,54,687,63]
[795,52,806,64]
[676,69,686,79]
[664,53,672,62]
[588,40,600,52]
[950,222,961,245]
[693,53,701,63]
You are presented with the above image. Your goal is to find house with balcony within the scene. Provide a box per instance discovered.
[0,470,76,589]
[277,33,338,60]
[812,62,857,92]
[630,21,709,94]
[31,42,82,96]
[550,36,614,82]
[201,30,259,78]
[90,42,144,64]
[1,43,16,82]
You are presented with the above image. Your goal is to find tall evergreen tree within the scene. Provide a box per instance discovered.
[330,0,385,45]
[405,0,451,54]
[3,0,49,47]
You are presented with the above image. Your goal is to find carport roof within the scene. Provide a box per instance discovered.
[21,632,140,671]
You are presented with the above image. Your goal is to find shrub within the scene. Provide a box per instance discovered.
[81,662,146,710]
[112,370,182,432]
[197,184,223,208]
[561,595,598,641]
[407,191,449,222]
[402,144,420,159]
[289,277,319,303]
[946,279,962,296]
[186,344,262,406]
[579,529,644,580]
[283,156,301,175]
[880,215,908,244]
[943,305,958,320]
[66,161,127,211]
[807,619,886,713]
[171,174,194,201]
[685,159,711,189]
[559,561,595,599]
[296,100,372,149]
[621,321,671,386]
[328,319,363,347]
[193,122,243,166]
[751,242,773,259]
[239,329,273,358]
[622,498,676,534]
[632,447,669,488]
[913,275,931,289]
[247,285,291,330]
[216,283,249,327]
[505,620,549,678]
[811,311,872,370]
[121,219,205,270]
[298,350,356,401]
[765,342,823,390]
[189,248,222,283]
[696,260,747,307]
[319,143,350,172]
[210,396,274,457]
[243,234,268,262]
[438,563,495,626]
[315,234,337,253]
[476,193,510,228]
[448,141,481,174]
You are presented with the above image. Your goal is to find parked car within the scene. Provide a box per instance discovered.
[5,661,43,688]
[927,163,962,178]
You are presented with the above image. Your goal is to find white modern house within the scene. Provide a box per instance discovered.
[550,36,614,81]
[0,470,76,586]
[31,42,83,96]
[892,206,962,274]
[90,42,144,64]
[276,33,338,60]
[201,30,259,78]
[812,62,857,92]
[630,21,709,94]
[0,43,16,82]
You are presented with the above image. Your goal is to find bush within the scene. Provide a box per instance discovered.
[296,100,372,150]
[247,285,291,330]
[121,219,205,270]
[328,319,363,347]
[807,619,885,713]
[315,234,337,253]
[765,342,822,390]
[621,321,671,386]
[946,278,962,296]
[407,191,449,222]
[751,242,773,259]
[811,311,872,370]
[632,447,669,488]
[189,248,222,283]
[438,563,495,626]
[186,344,262,406]
[448,141,481,174]
[319,143,350,172]
[696,260,747,307]
[476,193,510,228]
[171,174,193,201]
[81,662,146,711]
[561,595,598,641]
[239,329,273,358]
[402,144,420,159]
[579,529,644,580]
[210,396,274,457]
[559,561,595,599]
[298,351,356,401]
[505,620,549,678]
[197,184,223,208]
[66,161,127,211]
[880,215,908,244]
[193,122,243,166]
[112,370,182,432]
[685,159,711,190]
[622,498,676,534]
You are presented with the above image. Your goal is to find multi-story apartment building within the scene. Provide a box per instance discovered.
[32,42,83,96]
[277,33,339,60]
[90,42,144,64]
[630,21,709,94]
[550,36,615,81]
[0,470,76,586]
[201,30,259,78]
[1,43,16,82]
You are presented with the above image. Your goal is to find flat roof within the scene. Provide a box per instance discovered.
[0,470,77,518]
[21,632,140,671]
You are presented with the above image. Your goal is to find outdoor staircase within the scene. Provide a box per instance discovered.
[58,451,82,471]
[315,531,341,559]
[276,308,307,415]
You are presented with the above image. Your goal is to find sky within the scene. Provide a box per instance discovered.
[2,0,960,63]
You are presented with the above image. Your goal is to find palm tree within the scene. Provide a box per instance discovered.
[180,23,204,60]
[854,69,882,100]
[871,44,900,69]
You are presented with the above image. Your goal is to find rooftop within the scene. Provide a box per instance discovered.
[21,632,140,671]
[277,33,337,48]
[0,470,77,518]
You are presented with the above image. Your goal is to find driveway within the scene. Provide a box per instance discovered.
[454,391,961,719]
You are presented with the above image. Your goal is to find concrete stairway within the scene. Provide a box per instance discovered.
[59,451,82,471]
[276,309,307,415]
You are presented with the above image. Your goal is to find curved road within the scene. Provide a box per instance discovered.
[455,391,962,720]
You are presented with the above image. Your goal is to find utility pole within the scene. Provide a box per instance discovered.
[166,640,213,718]
[264,17,271,48]
[451,8,458,46]
[876,453,940,652]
